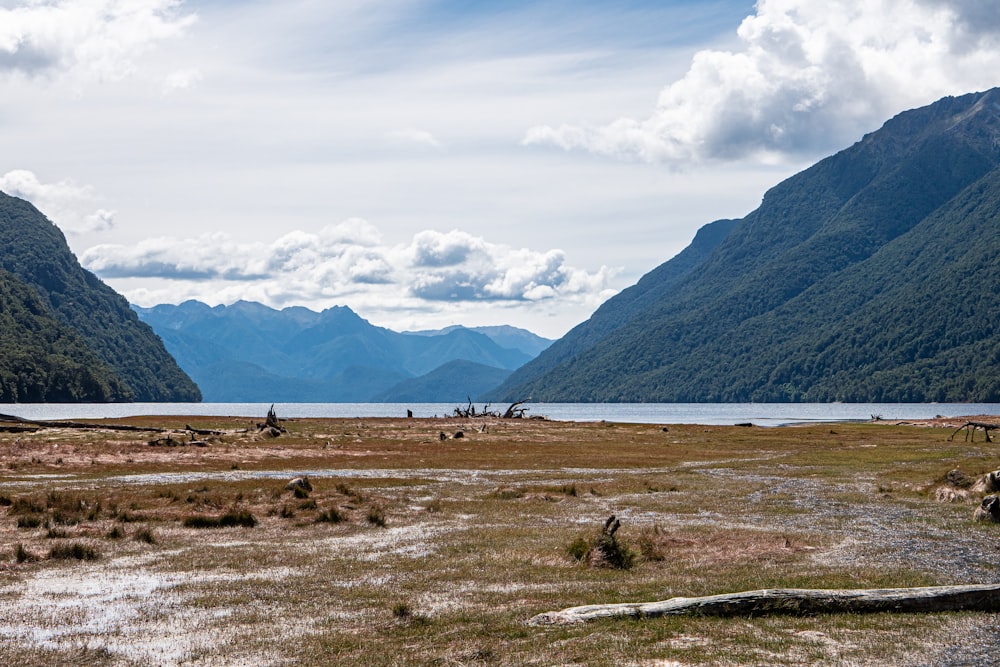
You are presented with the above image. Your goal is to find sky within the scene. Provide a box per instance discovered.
[1,0,999,338]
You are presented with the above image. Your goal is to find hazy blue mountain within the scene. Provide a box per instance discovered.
[491,88,1000,403]
[135,300,543,401]
[373,359,512,402]
[0,192,200,402]
[405,325,553,357]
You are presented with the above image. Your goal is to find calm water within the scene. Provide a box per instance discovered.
[3,402,998,427]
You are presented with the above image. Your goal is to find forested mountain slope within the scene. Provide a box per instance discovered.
[492,89,1000,402]
[0,193,200,402]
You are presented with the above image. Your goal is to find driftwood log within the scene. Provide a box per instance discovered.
[948,421,1000,443]
[527,584,1000,626]
[502,401,529,419]
[0,413,223,436]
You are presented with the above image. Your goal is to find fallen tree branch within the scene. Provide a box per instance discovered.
[527,584,1000,626]
[948,421,1000,443]
[0,413,223,435]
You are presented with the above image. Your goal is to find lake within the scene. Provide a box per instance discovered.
[3,402,998,427]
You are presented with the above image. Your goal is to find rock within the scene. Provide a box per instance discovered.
[973,495,1000,522]
[946,469,975,488]
[934,486,970,503]
[972,470,1000,494]
[285,476,313,493]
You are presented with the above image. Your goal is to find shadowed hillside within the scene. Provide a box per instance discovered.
[491,89,1000,402]
[0,193,200,402]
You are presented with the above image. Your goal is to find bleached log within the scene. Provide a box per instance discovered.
[949,421,1000,443]
[527,584,1000,626]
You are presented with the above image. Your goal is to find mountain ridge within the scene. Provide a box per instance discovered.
[135,300,550,402]
[490,88,1000,403]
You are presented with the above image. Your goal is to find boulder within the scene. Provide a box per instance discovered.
[285,476,313,493]
[973,495,1000,522]
[972,470,1000,494]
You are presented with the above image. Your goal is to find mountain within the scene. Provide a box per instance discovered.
[491,89,1000,403]
[406,325,553,357]
[0,192,201,402]
[372,360,512,402]
[134,300,544,401]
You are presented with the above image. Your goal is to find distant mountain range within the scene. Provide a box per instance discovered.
[491,88,1000,403]
[0,192,200,402]
[134,300,552,402]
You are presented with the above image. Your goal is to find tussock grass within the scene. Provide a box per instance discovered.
[316,508,345,524]
[182,510,257,529]
[366,506,387,527]
[48,542,100,561]
[134,527,157,544]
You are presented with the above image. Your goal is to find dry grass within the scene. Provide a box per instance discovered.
[0,415,998,665]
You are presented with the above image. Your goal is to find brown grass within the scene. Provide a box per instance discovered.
[0,416,997,665]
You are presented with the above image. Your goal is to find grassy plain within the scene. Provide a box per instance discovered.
[1,414,999,665]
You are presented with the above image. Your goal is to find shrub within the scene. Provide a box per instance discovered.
[49,542,100,561]
[567,536,589,561]
[392,602,412,618]
[591,533,637,570]
[568,515,637,570]
[16,515,44,529]
[45,527,69,539]
[106,525,125,540]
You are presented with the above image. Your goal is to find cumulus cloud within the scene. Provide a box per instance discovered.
[0,0,195,81]
[524,0,1000,165]
[80,222,616,306]
[0,169,115,232]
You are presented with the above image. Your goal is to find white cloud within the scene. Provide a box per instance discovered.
[524,0,1000,165]
[0,0,195,82]
[0,169,115,232]
[79,222,617,310]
